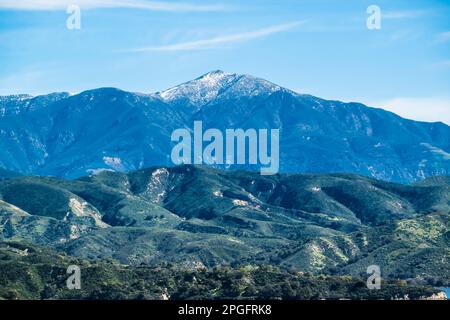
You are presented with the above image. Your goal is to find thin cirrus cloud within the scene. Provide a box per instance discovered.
[435,31,450,42]
[130,21,305,52]
[382,10,425,19]
[431,60,450,69]
[0,0,229,12]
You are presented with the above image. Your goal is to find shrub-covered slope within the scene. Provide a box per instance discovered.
[0,165,448,285]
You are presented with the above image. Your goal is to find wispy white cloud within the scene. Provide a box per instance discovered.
[130,21,305,52]
[435,31,450,42]
[429,60,450,70]
[383,10,425,19]
[0,0,229,12]
[374,97,450,125]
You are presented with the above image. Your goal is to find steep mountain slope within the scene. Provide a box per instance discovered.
[0,165,448,285]
[0,88,187,177]
[338,212,449,285]
[0,71,449,182]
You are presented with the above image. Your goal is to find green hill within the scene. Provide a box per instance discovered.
[0,241,440,300]
[0,165,448,287]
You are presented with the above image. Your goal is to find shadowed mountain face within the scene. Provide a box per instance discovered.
[0,71,449,182]
[0,165,448,285]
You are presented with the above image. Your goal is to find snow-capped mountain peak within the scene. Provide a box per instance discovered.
[157,70,282,107]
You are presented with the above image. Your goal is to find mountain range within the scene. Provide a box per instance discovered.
[0,70,449,183]
[0,71,448,299]
[0,165,448,286]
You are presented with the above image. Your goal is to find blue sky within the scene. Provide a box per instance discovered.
[0,0,449,123]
